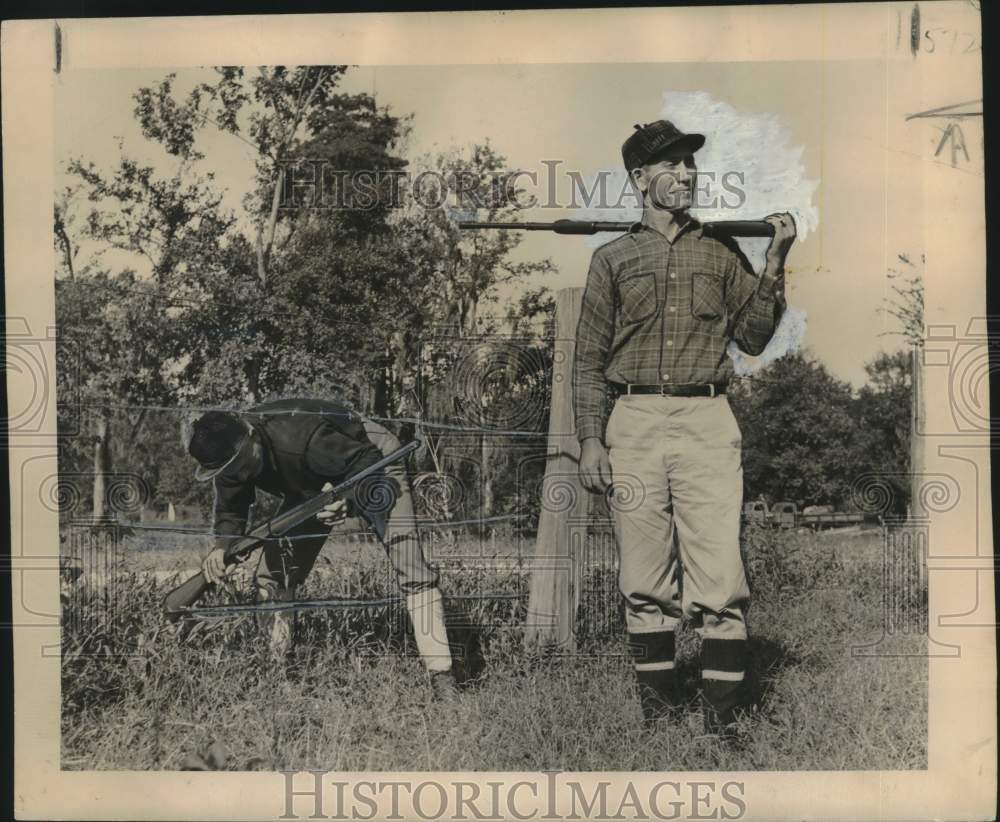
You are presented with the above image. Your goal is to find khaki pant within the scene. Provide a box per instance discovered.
[605,394,749,641]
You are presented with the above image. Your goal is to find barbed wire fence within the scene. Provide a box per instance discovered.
[57,300,923,658]
[58,343,563,657]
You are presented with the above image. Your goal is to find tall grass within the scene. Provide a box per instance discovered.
[61,524,926,771]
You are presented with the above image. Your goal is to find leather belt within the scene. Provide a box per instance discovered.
[611,382,726,398]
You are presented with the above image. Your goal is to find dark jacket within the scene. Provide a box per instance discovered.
[212,398,382,547]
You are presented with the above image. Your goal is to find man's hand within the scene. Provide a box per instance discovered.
[579,437,613,494]
[764,212,797,272]
[201,548,228,585]
[316,486,349,526]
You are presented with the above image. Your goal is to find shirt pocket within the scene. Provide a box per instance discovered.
[691,271,725,321]
[617,271,659,325]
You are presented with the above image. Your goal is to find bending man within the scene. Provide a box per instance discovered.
[185,397,456,695]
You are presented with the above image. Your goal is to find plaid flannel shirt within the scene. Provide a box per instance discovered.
[573,219,785,442]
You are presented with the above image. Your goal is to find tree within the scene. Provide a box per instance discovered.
[111,66,424,410]
[130,68,366,402]
[880,253,924,348]
[133,67,350,283]
[388,144,555,519]
[56,271,184,519]
[53,183,88,281]
[57,68,557,523]
[853,350,913,516]
[56,145,234,517]
[728,352,860,509]
[506,286,556,338]
[728,347,915,516]
[878,252,923,518]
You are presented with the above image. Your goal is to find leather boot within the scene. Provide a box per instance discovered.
[628,629,679,726]
[702,679,750,742]
[637,668,681,725]
[700,637,750,742]
[429,669,459,700]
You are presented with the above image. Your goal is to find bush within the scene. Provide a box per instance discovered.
[742,522,848,601]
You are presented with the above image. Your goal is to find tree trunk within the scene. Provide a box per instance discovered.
[390,332,412,413]
[54,212,75,280]
[92,411,112,522]
[371,363,390,418]
[246,356,261,404]
[464,295,478,336]
[256,166,286,284]
[480,433,494,524]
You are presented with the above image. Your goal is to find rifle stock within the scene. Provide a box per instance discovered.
[163,573,212,623]
[162,439,421,622]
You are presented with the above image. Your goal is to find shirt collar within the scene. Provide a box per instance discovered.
[629,213,703,243]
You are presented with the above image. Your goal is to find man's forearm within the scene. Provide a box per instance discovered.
[574,252,614,443]
[573,369,610,442]
[573,323,612,442]
[576,415,606,443]
[733,268,785,355]
[762,256,785,279]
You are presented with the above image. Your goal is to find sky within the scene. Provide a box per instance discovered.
[55,59,917,387]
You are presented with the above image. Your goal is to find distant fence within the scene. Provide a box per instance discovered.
[56,286,925,653]
[59,511,626,645]
[60,508,927,660]
[61,516,123,636]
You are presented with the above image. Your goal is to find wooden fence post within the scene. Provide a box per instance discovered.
[526,287,589,651]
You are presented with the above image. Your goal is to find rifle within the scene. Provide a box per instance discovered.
[162,439,421,622]
[458,219,775,238]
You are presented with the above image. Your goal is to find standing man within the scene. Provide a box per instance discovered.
[185,397,457,696]
[574,121,796,737]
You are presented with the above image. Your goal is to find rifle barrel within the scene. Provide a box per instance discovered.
[162,439,421,622]
[224,439,421,562]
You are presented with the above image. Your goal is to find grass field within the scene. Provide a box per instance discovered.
[61,524,927,771]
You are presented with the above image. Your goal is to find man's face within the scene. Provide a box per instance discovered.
[635,149,697,212]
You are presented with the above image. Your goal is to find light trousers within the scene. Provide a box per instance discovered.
[605,394,750,643]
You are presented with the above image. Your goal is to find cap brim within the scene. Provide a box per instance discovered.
[680,133,705,153]
[194,462,229,482]
[648,133,705,162]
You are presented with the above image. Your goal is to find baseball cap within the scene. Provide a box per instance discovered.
[622,120,705,173]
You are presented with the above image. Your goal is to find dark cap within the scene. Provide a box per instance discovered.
[186,411,252,482]
[622,120,705,173]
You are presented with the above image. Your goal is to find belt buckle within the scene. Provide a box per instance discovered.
[708,383,716,398]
